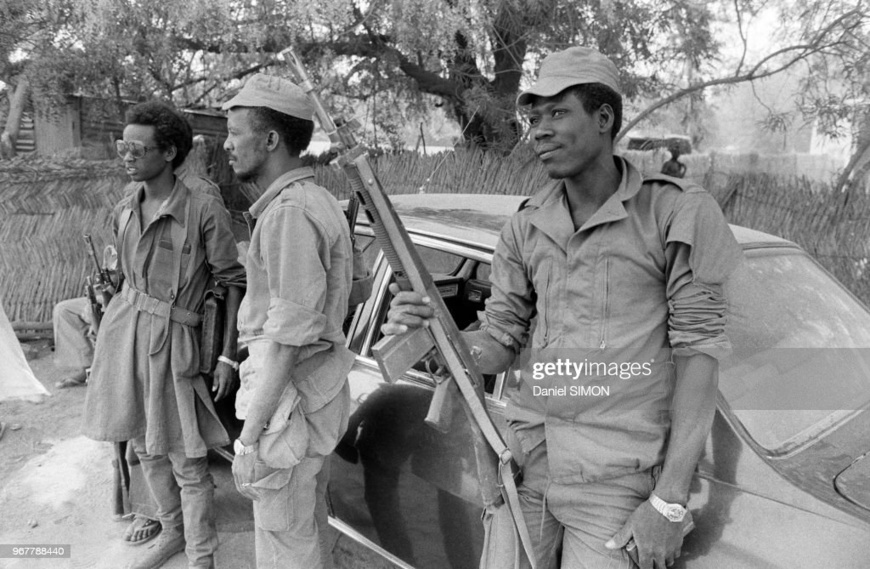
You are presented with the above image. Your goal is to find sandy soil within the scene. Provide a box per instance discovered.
[0,339,396,569]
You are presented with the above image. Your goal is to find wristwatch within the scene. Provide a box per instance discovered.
[233,439,258,456]
[649,493,687,522]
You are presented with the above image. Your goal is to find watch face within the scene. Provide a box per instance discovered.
[664,505,686,522]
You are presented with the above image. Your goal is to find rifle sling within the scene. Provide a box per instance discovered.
[444,351,537,568]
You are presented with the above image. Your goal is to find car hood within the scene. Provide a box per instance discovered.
[756,409,870,525]
[835,453,870,511]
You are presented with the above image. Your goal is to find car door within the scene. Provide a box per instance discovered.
[331,231,510,569]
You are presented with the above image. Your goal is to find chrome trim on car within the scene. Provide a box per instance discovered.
[327,517,417,569]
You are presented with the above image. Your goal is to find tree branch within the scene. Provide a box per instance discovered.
[619,9,864,140]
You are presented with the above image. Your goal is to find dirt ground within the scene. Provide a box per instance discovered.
[0,339,396,569]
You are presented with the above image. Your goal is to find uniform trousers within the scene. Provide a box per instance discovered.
[252,455,334,569]
[131,436,218,568]
[52,297,94,372]
[482,436,657,569]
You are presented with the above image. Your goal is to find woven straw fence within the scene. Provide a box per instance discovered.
[714,173,870,303]
[1,158,126,322]
[2,150,869,322]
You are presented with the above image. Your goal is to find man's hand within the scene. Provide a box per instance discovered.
[213,361,236,401]
[232,450,260,501]
[605,500,684,568]
[381,283,435,336]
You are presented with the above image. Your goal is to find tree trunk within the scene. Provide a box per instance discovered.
[0,76,29,159]
[834,108,870,195]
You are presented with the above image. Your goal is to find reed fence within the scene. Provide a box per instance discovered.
[1,150,868,323]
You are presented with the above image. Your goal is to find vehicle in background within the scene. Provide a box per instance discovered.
[627,134,693,155]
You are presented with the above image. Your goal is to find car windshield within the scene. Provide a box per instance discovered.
[721,248,870,453]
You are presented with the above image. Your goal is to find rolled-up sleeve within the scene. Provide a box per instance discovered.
[480,217,535,352]
[203,198,246,289]
[665,191,743,360]
[259,204,333,346]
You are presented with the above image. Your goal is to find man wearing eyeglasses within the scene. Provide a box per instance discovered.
[83,101,246,569]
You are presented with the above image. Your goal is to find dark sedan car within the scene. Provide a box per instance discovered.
[322,193,870,569]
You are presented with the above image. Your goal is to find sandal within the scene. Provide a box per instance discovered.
[124,516,162,546]
[55,375,87,389]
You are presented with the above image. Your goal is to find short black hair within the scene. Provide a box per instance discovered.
[125,101,192,169]
[561,83,623,141]
[247,107,315,156]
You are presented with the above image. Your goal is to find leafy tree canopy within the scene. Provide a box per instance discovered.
[1,0,867,164]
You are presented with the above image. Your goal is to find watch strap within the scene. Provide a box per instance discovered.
[234,439,258,455]
[649,493,686,521]
[218,355,240,371]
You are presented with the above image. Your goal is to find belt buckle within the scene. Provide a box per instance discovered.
[146,295,160,315]
[133,290,147,311]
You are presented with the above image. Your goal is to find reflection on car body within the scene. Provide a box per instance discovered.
[324,194,870,568]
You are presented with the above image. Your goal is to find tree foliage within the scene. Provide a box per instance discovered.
[1,0,867,166]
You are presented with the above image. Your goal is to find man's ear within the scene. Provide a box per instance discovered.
[265,130,280,151]
[163,145,177,164]
[598,104,615,134]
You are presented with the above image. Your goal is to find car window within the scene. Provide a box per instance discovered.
[721,249,870,453]
[354,234,379,274]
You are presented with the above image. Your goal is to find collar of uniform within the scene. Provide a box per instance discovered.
[526,181,574,251]
[526,156,643,248]
[249,166,316,219]
[159,177,192,223]
[124,176,190,225]
[576,156,643,233]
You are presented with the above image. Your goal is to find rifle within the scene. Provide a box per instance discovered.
[84,276,103,330]
[280,47,537,569]
[83,234,129,517]
[84,234,114,314]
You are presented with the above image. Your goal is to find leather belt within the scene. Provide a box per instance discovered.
[121,286,202,327]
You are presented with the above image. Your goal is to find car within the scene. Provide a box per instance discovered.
[323,193,870,569]
[626,134,692,155]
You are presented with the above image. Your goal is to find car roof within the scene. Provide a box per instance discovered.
[352,193,795,251]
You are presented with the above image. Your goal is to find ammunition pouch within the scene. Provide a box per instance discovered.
[200,284,226,375]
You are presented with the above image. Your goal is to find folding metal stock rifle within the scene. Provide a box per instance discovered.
[83,234,114,329]
[279,47,536,569]
[83,234,129,516]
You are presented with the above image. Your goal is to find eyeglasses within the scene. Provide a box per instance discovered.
[115,140,158,159]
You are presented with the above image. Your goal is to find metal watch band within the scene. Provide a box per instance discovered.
[234,439,257,455]
[649,493,687,522]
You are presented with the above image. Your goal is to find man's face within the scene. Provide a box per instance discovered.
[528,91,608,180]
[224,108,268,183]
[119,124,172,183]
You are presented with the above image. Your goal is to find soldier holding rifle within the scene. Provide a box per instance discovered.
[384,47,742,569]
[82,101,245,569]
[53,162,224,391]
